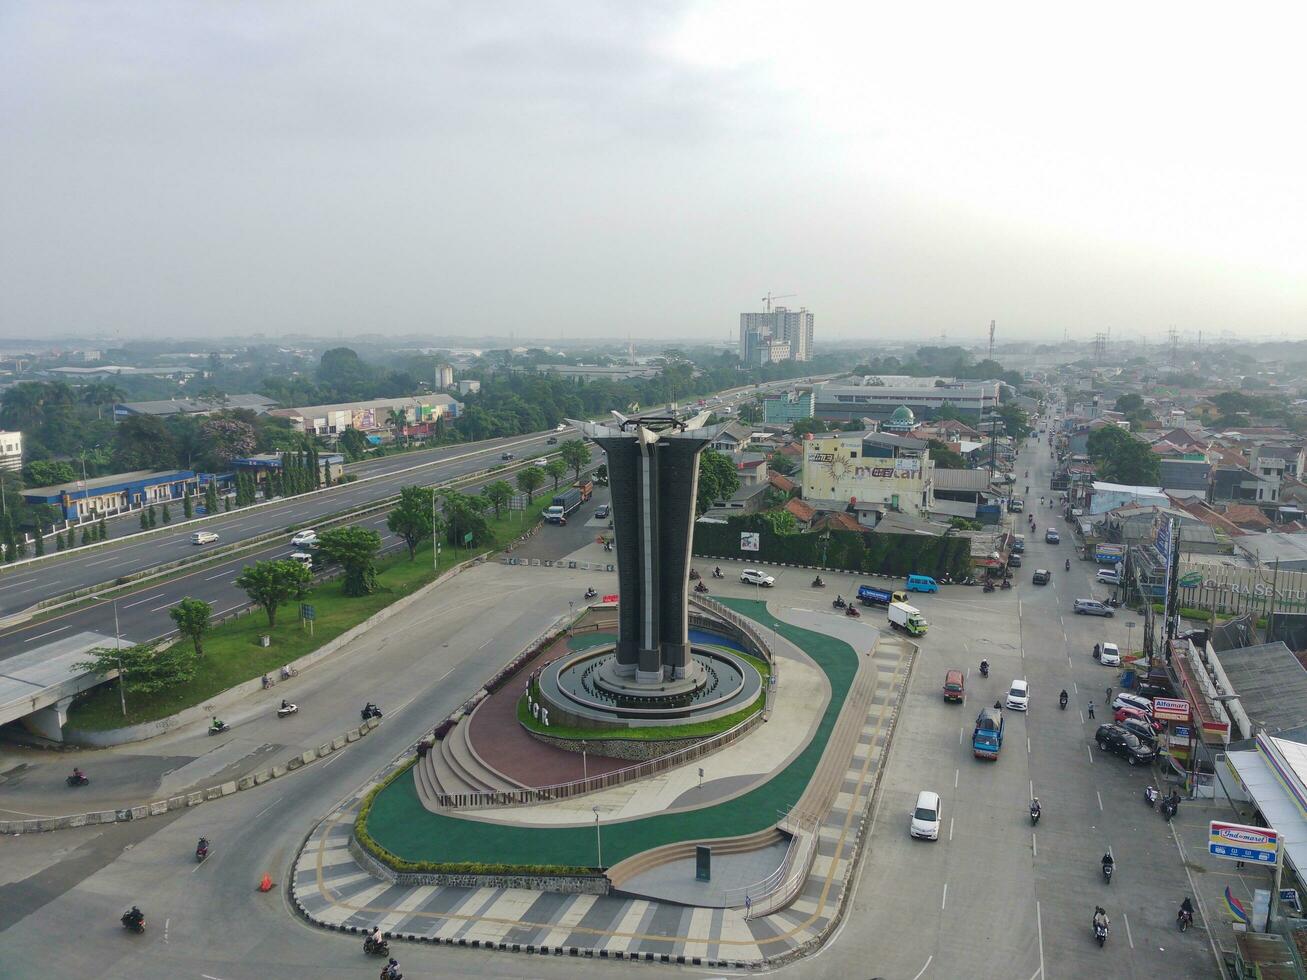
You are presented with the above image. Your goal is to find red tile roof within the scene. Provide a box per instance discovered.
[769,472,796,493]
[785,498,816,522]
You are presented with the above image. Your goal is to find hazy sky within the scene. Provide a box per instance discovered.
[2,1,1305,345]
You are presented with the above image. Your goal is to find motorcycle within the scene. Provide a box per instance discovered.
[121,908,146,934]
[1030,802,1041,826]
[1178,908,1194,932]
[364,935,391,957]
[196,838,210,862]
[844,605,861,618]
[811,576,825,588]
[1000,579,1012,590]
[1059,692,1068,710]
[1066,559,1071,571]
[584,588,597,599]
[979,661,989,678]
[66,772,89,787]
[832,596,847,609]
[693,581,709,594]
[361,703,383,721]
[1094,920,1108,947]
[983,581,995,593]
[1144,786,1159,810]
[688,568,701,581]
[1102,860,1114,885]
[208,721,230,736]
[277,702,299,718]
[712,568,724,579]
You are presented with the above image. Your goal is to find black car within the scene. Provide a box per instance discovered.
[1032,569,1051,585]
[1009,553,1023,568]
[546,436,558,444]
[1095,724,1157,766]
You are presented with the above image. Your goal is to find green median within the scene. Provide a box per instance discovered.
[65,497,553,732]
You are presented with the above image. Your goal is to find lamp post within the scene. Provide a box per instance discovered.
[592,805,603,869]
[1126,622,1136,659]
[92,594,126,716]
[580,739,588,783]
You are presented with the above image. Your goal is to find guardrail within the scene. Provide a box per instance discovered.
[739,814,820,918]
[722,809,816,913]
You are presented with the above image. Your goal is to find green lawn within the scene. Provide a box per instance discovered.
[66,497,552,732]
[362,598,856,871]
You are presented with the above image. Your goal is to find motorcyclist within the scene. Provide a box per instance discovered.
[370,926,384,946]
[1179,897,1194,925]
[382,958,402,979]
[1030,798,1041,817]
[1102,852,1115,875]
[584,586,597,598]
[210,716,224,731]
[72,767,85,782]
[980,659,989,675]
[833,595,845,607]
[1066,558,1071,571]
[713,566,724,578]
[1093,906,1109,930]
[281,699,291,711]
[812,575,824,587]
[124,905,144,929]
[1059,689,1068,707]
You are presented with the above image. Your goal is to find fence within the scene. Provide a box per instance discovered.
[722,809,818,915]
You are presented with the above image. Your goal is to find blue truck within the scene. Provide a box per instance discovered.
[857,585,907,607]
[973,706,1004,760]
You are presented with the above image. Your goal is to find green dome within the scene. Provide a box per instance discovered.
[890,405,915,424]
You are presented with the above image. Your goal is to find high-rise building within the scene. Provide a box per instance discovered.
[738,306,814,362]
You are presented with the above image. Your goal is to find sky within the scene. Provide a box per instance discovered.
[2,1,1305,346]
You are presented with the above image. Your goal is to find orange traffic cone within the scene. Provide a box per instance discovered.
[258,873,273,892]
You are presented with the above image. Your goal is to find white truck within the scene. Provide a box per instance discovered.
[888,601,929,637]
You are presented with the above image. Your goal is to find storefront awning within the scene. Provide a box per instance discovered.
[1224,735,1307,877]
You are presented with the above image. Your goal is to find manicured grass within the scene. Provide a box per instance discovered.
[516,646,769,742]
[66,497,552,732]
[362,599,857,870]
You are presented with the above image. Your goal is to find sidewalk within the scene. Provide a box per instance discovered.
[291,611,916,967]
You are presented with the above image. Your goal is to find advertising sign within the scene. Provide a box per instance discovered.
[1152,697,1191,722]
[1209,821,1279,864]
[299,603,315,621]
[740,532,760,552]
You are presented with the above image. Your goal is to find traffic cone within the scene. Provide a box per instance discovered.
[258,873,273,892]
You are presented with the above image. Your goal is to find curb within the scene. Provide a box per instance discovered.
[0,716,382,835]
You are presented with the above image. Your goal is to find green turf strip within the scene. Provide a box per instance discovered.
[362,598,856,869]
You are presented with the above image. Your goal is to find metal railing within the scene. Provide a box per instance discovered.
[723,810,820,917]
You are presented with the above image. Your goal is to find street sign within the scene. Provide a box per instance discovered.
[1210,821,1279,865]
[463,531,474,545]
[299,603,315,621]
[1173,725,1192,739]
[1153,697,1191,722]
[740,532,760,552]
[1281,888,1300,912]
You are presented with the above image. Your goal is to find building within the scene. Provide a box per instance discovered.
[800,431,935,527]
[232,453,345,486]
[114,394,277,419]
[709,422,754,454]
[436,364,455,388]
[540,364,660,382]
[269,395,461,439]
[1210,465,1279,508]
[739,306,814,362]
[0,430,22,473]
[763,390,814,425]
[22,469,198,521]
[455,379,481,396]
[812,380,1002,424]
[880,405,917,434]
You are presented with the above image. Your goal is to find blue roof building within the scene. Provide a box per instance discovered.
[22,469,199,521]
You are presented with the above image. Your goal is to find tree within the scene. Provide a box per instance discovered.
[593,463,608,484]
[74,641,197,702]
[161,502,172,524]
[147,504,157,528]
[769,454,796,476]
[1087,426,1161,485]
[23,460,77,487]
[482,479,514,519]
[386,408,408,445]
[440,489,490,548]
[205,481,219,514]
[140,509,149,531]
[236,559,313,628]
[990,404,1031,440]
[696,449,740,514]
[169,597,213,658]
[34,529,44,556]
[759,509,799,536]
[386,486,435,560]
[544,458,569,490]
[791,417,825,438]
[55,532,65,551]
[80,382,125,420]
[516,466,545,500]
[927,439,967,470]
[183,488,193,519]
[317,526,382,595]
[98,517,107,541]
[338,426,371,460]
[80,527,92,547]
[112,414,177,471]
[198,416,257,468]
[1114,394,1145,414]
[558,439,592,481]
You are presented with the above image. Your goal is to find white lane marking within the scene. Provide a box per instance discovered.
[1032,832,1037,858]
[949,817,954,842]
[150,600,177,612]
[25,625,71,642]
[478,636,496,650]
[1073,681,1078,693]
[1079,710,1084,723]
[85,556,122,567]
[205,570,235,581]
[1029,780,1034,800]
[122,592,166,609]
[251,797,283,823]
[212,603,245,617]
[320,748,346,768]
[941,882,947,910]
[1122,910,1135,948]
[911,956,933,980]
[1035,899,1046,978]
[954,768,959,789]
[1027,737,1031,754]
[1097,790,1104,811]
[1087,745,1094,764]
[958,726,963,745]
[390,694,418,718]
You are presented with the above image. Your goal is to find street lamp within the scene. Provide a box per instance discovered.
[592,805,603,869]
[92,594,126,717]
[580,739,588,783]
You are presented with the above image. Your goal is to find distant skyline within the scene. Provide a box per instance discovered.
[2,2,1305,343]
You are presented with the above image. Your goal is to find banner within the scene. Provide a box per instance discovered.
[740,532,760,552]
[1152,697,1191,722]
[1210,821,1279,865]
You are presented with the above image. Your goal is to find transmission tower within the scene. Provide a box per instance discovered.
[987,320,996,361]
[1092,332,1108,363]
[1168,326,1179,372]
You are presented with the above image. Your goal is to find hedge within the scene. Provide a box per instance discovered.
[353,758,594,877]
[693,513,972,580]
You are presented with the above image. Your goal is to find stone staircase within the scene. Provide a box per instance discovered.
[414,719,526,809]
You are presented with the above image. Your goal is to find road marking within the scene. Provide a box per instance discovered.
[1032,832,1037,858]
[85,556,121,567]
[25,625,71,642]
[478,636,496,650]
[122,592,166,608]
[948,817,954,841]
[1035,899,1046,979]
[251,797,284,823]
[1029,780,1034,800]
[1087,745,1094,764]
[1027,737,1031,754]
[204,570,235,581]
[1097,790,1104,811]
[320,748,346,768]
[1122,910,1135,948]
[954,768,959,788]
[911,956,933,980]
[941,882,947,910]
[390,694,418,718]
[958,726,963,745]
[150,600,177,612]
[164,917,170,942]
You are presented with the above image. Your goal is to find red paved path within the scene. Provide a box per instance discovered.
[467,631,627,787]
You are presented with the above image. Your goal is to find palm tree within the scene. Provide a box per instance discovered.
[516,466,545,500]
[386,408,408,446]
[80,382,125,420]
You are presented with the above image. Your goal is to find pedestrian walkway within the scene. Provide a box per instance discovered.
[292,603,916,966]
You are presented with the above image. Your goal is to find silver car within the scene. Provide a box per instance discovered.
[1074,598,1114,618]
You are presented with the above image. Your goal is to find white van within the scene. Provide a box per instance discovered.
[191,530,219,545]
[288,551,313,569]
[290,529,317,547]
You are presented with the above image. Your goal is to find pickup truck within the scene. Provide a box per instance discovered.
[857,585,906,607]
[973,706,1004,760]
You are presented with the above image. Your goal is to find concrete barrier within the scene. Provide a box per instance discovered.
[253,770,271,785]
[237,775,255,791]
[149,801,168,816]
[204,787,222,801]
[187,791,204,806]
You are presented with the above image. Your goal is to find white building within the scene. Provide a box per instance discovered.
[739,306,814,362]
[0,430,21,473]
[800,431,936,527]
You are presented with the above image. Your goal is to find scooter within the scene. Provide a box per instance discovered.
[277,702,299,718]
[1094,920,1108,947]
[979,661,989,678]
[712,568,724,579]
[67,772,89,787]
[832,596,847,609]
[364,935,391,957]
[1059,693,1068,710]
[1030,802,1041,826]
[688,568,701,581]
[361,703,383,721]
[693,581,710,594]
[811,576,825,588]
[844,605,861,618]
[983,581,995,593]
[1102,861,1114,885]
[1000,579,1012,590]
[196,838,210,862]
[208,721,230,736]
[1178,908,1194,932]
[1144,786,1159,809]
[121,909,146,934]
[583,588,598,600]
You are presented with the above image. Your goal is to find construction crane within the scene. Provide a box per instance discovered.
[762,292,797,313]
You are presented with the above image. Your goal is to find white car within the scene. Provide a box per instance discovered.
[1096,569,1122,586]
[909,790,942,841]
[191,530,219,545]
[1112,692,1153,716]
[1006,679,1030,711]
[288,551,313,568]
[290,529,317,547]
[740,569,775,587]
[1099,642,1121,666]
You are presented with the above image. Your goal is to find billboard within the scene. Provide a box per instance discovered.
[1152,697,1191,722]
[740,532,760,552]
[1209,821,1279,865]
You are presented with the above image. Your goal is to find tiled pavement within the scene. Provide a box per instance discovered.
[291,622,915,967]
